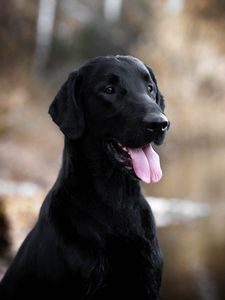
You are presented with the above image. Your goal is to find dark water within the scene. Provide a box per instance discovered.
[144,147,225,300]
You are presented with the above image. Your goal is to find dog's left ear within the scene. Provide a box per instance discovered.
[145,65,165,111]
[48,71,84,139]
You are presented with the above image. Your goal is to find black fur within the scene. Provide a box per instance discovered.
[0,55,169,299]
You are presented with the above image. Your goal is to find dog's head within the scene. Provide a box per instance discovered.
[49,55,170,183]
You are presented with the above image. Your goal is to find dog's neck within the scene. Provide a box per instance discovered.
[59,136,141,205]
[47,136,147,237]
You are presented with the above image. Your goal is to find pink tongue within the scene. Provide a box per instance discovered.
[128,144,162,184]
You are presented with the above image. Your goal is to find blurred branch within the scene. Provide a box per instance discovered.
[166,0,185,15]
[34,0,57,71]
[104,0,122,23]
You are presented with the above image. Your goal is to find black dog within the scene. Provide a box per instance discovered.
[0,55,169,299]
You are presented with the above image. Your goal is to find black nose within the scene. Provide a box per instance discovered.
[146,116,170,134]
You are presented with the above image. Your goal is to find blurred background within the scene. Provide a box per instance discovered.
[0,0,225,299]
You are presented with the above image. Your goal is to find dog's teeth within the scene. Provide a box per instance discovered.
[116,142,128,152]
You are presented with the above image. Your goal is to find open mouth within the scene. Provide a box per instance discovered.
[105,140,162,184]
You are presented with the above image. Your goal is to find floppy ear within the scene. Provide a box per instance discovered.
[48,71,84,139]
[145,65,165,111]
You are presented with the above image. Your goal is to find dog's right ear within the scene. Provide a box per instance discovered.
[48,71,84,139]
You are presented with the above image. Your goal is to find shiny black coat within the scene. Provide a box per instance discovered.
[0,56,169,300]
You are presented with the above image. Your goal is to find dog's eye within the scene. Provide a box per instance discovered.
[147,84,154,93]
[104,86,115,95]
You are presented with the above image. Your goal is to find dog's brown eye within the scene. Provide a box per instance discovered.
[147,84,153,93]
[104,86,115,94]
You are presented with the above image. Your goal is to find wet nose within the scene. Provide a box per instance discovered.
[146,116,170,134]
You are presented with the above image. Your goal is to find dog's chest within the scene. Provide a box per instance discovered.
[98,233,162,297]
[106,233,157,271]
